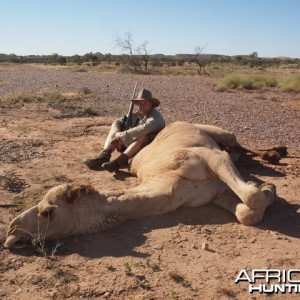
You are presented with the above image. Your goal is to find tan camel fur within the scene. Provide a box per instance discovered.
[4,122,283,249]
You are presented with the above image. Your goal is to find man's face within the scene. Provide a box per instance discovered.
[136,99,153,116]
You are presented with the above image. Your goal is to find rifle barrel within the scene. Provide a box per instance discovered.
[127,81,138,115]
[125,81,138,129]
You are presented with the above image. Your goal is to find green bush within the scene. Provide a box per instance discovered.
[215,74,277,91]
[279,75,300,92]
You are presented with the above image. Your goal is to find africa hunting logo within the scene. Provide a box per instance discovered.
[235,269,300,294]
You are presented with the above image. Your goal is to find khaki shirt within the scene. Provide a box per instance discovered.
[119,109,165,147]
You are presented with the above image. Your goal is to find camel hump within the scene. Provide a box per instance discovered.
[154,121,203,143]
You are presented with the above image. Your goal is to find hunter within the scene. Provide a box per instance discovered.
[84,89,165,173]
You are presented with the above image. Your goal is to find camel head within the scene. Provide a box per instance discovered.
[4,183,106,249]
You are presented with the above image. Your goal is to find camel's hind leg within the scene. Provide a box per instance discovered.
[193,147,266,209]
[193,124,287,165]
[193,124,238,147]
[212,182,276,225]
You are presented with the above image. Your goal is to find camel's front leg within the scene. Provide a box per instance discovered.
[193,147,266,209]
[116,176,193,220]
[212,182,276,225]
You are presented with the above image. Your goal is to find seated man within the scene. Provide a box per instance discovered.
[84,89,165,173]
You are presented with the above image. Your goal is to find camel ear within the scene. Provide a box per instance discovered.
[39,204,57,217]
[67,186,81,203]
[67,185,93,203]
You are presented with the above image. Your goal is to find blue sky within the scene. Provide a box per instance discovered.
[1,0,299,58]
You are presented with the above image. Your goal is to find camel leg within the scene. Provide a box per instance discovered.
[255,145,288,157]
[233,144,282,165]
[193,147,266,209]
[193,124,287,164]
[212,182,276,225]
[117,176,188,219]
[117,175,220,219]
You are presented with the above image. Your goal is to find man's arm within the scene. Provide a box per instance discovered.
[118,110,165,147]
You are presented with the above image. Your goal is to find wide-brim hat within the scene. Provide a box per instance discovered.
[131,89,160,108]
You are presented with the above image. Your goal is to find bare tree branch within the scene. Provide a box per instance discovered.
[114,32,140,70]
[137,41,152,71]
[194,46,209,75]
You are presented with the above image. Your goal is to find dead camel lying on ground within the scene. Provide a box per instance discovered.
[4,122,287,249]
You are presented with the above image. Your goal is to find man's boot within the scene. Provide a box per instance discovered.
[84,149,111,170]
[102,153,128,173]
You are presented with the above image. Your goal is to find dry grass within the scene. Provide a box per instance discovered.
[0,91,99,115]
[279,74,300,92]
[215,73,277,91]
[0,170,27,193]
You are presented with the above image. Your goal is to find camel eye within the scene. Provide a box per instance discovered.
[39,205,56,217]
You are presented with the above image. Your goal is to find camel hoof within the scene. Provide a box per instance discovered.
[259,183,276,205]
[272,145,288,157]
[259,182,276,194]
[262,151,281,165]
[243,185,265,209]
[246,181,259,187]
[236,204,262,226]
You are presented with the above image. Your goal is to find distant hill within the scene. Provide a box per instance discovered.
[149,54,166,60]
[94,52,105,59]
[175,53,231,60]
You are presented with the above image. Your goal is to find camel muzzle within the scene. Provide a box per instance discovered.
[4,205,39,249]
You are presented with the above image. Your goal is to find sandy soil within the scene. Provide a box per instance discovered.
[0,65,300,299]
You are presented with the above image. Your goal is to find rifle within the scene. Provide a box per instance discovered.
[123,81,138,130]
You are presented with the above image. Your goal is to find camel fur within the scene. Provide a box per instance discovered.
[4,121,285,249]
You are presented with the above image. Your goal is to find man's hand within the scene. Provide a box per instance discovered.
[114,132,123,141]
[112,132,124,150]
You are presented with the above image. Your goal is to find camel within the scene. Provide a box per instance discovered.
[4,121,287,249]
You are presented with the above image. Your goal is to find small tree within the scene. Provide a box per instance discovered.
[137,41,151,71]
[249,51,258,58]
[104,53,112,63]
[50,53,59,64]
[56,55,66,65]
[82,52,98,64]
[177,59,184,67]
[69,54,82,65]
[194,46,209,75]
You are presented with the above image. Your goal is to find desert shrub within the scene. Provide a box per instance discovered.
[269,95,279,101]
[0,92,102,117]
[215,74,249,91]
[82,106,98,116]
[74,67,88,72]
[169,270,190,287]
[43,92,70,104]
[278,75,300,92]
[79,87,92,94]
[251,75,277,89]
[215,74,277,91]
[0,171,26,192]
[0,92,75,109]
[1,93,43,105]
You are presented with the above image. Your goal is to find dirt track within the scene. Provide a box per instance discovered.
[0,65,300,299]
